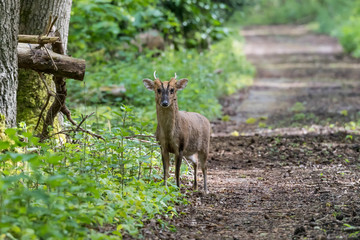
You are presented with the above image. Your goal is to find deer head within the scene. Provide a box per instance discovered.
[143,72,188,108]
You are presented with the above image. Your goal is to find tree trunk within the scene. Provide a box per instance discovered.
[17,0,72,131]
[19,0,72,52]
[0,0,20,129]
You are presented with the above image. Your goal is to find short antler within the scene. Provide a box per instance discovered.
[154,71,157,79]
[174,73,177,79]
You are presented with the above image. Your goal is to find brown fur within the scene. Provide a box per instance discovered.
[143,76,210,192]
[132,30,165,53]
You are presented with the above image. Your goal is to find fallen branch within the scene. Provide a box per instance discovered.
[18,43,85,80]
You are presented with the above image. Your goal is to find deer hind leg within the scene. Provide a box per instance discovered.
[187,154,198,190]
[199,152,208,194]
[175,151,183,188]
[161,148,170,186]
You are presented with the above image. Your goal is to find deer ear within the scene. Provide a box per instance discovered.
[143,79,155,91]
[176,78,188,91]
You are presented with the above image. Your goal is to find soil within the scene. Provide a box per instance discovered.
[135,25,360,239]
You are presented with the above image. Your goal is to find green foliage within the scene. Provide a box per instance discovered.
[234,0,351,27]
[231,0,321,25]
[221,115,231,122]
[336,2,360,58]
[69,0,235,56]
[338,16,360,57]
[340,110,348,117]
[0,107,186,239]
[67,33,254,121]
[290,102,305,113]
[245,117,257,124]
[293,113,306,121]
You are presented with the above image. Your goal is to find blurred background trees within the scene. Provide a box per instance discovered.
[66,0,360,122]
[68,0,244,57]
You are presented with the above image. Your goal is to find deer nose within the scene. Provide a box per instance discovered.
[161,100,169,107]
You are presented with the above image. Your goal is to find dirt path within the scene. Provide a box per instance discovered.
[214,25,360,136]
[138,25,360,240]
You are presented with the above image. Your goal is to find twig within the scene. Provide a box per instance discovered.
[37,72,55,96]
[43,46,58,71]
[124,137,159,146]
[182,156,194,175]
[43,15,52,36]
[61,106,105,141]
[47,16,58,36]
[48,123,105,141]
[75,112,95,131]
[41,15,59,71]
[35,72,56,131]
[35,95,51,131]
[128,134,156,138]
[43,14,58,36]
[344,226,360,232]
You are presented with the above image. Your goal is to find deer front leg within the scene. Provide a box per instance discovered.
[175,151,183,188]
[161,148,170,186]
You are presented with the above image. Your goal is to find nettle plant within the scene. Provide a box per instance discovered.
[0,105,188,239]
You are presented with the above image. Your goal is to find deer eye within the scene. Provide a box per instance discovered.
[157,89,161,94]
[170,89,174,94]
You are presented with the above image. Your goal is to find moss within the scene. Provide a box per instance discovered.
[17,69,62,134]
[0,114,6,140]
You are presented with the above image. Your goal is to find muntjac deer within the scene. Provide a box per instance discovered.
[143,72,211,193]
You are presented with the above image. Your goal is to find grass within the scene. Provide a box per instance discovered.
[67,31,254,122]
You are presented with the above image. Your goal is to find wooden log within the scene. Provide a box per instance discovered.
[18,43,85,80]
[18,35,59,44]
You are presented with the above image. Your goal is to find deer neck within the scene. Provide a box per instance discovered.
[156,100,179,134]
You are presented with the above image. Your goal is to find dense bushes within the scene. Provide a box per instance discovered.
[69,0,244,56]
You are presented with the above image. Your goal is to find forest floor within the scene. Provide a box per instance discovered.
[136,25,360,239]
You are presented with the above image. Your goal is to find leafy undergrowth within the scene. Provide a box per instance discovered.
[67,32,254,121]
[0,107,188,239]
